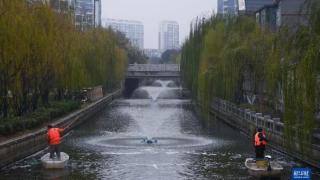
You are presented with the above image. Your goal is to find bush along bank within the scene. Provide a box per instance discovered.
[0,100,80,136]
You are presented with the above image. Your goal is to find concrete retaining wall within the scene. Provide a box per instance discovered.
[210,98,320,168]
[0,89,121,168]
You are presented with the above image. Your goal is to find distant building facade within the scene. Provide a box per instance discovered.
[94,0,102,27]
[217,0,239,15]
[254,0,307,30]
[48,0,101,31]
[143,49,162,59]
[48,0,75,13]
[158,21,179,51]
[240,0,275,15]
[75,0,101,31]
[105,19,144,49]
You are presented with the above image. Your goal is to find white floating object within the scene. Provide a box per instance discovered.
[152,164,158,169]
[245,158,283,177]
[41,152,69,169]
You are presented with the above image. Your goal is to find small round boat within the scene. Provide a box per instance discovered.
[41,152,69,169]
[245,157,283,177]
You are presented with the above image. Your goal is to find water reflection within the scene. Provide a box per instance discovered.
[1,80,318,179]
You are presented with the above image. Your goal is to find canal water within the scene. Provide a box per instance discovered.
[1,80,318,179]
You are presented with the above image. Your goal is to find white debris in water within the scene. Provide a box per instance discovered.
[101,152,142,155]
[166,151,179,155]
[103,131,114,135]
[230,154,242,159]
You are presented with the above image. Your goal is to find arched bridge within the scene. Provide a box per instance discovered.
[127,64,180,78]
[124,64,181,97]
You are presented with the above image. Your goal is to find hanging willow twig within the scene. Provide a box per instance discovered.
[180,9,320,153]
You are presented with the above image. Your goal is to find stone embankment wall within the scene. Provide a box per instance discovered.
[0,90,121,168]
[210,98,320,168]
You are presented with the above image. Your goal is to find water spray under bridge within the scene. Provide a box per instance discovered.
[124,64,181,97]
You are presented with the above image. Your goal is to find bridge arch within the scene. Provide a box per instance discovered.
[123,64,181,97]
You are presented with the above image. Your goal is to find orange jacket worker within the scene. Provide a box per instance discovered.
[254,127,268,159]
[47,124,64,159]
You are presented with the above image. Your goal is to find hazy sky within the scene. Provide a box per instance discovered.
[101,0,217,49]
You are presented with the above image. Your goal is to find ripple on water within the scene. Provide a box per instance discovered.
[86,136,217,149]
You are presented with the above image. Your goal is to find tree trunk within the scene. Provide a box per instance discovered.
[41,89,49,107]
[31,92,38,111]
[1,77,8,118]
[22,91,28,114]
[0,76,3,118]
[21,71,28,114]
[56,88,64,100]
[2,95,8,118]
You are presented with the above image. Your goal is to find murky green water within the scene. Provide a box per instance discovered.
[1,80,319,179]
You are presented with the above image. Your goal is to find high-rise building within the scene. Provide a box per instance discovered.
[217,0,224,14]
[48,0,75,13]
[255,0,308,31]
[47,0,101,30]
[217,0,239,15]
[74,0,101,31]
[105,19,144,49]
[240,0,274,15]
[158,21,179,51]
[94,0,102,27]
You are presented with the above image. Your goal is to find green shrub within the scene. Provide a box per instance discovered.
[3,123,13,135]
[0,100,81,136]
[0,125,5,135]
[12,120,24,132]
[50,108,63,119]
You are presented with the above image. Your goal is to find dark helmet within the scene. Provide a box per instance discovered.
[47,124,53,129]
[257,127,263,132]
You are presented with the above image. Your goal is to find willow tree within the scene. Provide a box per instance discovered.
[181,4,320,154]
[186,16,273,115]
[0,0,32,117]
[0,0,128,120]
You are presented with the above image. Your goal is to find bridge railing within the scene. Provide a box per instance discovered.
[128,64,180,72]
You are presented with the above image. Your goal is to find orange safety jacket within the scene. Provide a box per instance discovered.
[47,128,63,145]
[254,132,267,146]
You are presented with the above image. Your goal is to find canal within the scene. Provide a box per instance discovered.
[1,80,317,179]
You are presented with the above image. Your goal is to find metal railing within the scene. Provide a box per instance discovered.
[128,64,180,72]
[211,98,284,136]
